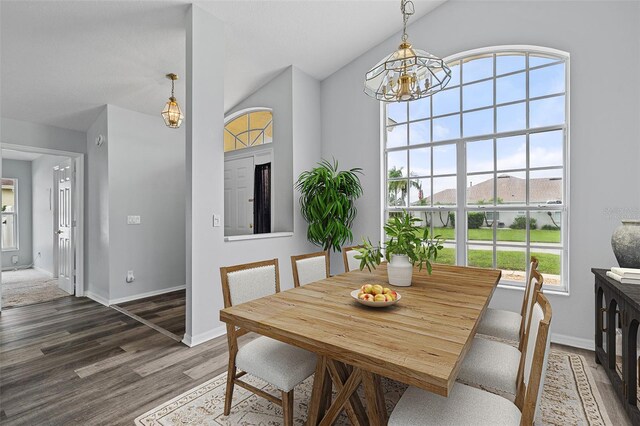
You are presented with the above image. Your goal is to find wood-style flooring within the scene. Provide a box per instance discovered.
[0,294,632,425]
[114,290,186,340]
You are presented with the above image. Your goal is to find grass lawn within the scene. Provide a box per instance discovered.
[427,227,560,244]
[433,247,560,275]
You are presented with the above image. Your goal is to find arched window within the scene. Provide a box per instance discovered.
[224,108,273,152]
[383,46,569,291]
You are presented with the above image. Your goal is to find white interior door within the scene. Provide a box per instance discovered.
[224,156,254,236]
[56,164,74,294]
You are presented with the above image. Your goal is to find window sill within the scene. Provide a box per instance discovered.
[1,248,19,253]
[224,232,293,242]
[497,281,569,296]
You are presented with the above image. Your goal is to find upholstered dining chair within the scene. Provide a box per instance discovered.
[455,269,544,403]
[388,291,552,426]
[342,245,362,273]
[291,251,330,287]
[220,259,317,426]
[477,257,540,351]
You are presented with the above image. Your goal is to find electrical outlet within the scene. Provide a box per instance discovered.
[126,270,135,283]
[127,215,141,225]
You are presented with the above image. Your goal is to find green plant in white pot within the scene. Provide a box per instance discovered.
[356,212,444,286]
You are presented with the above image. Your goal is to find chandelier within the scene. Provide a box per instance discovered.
[364,0,451,102]
[161,73,184,129]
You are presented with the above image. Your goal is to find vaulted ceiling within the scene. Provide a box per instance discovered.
[0,0,445,132]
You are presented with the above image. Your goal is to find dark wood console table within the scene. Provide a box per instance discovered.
[593,268,640,424]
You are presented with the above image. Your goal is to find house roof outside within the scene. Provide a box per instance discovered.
[419,175,562,205]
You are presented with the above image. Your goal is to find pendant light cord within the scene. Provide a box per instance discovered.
[400,0,415,42]
[171,78,175,99]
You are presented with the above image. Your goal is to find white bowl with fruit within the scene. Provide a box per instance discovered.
[351,284,401,308]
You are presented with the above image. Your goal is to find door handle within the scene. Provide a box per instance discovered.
[56,230,63,234]
[248,198,254,202]
[249,224,253,228]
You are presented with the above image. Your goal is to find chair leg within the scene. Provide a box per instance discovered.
[224,364,236,416]
[282,390,294,426]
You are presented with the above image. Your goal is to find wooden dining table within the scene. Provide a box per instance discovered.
[219,262,501,425]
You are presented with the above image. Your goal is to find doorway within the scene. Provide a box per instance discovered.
[0,145,84,311]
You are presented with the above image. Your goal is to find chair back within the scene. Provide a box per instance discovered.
[220,259,280,308]
[342,245,362,273]
[518,257,540,343]
[515,292,552,425]
[291,251,329,287]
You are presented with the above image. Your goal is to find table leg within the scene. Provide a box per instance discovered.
[307,356,331,426]
[327,361,367,425]
[362,370,387,426]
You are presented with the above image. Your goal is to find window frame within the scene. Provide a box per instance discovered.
[381,45,570,294]
[224,107,273,153]
[2,178,19,252]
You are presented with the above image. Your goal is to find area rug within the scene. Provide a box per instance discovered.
[1,268,69,307]
[135,350,612,425]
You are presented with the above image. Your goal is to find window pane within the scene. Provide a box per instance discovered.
[497,246,527,284]
[529,53,559,68]
[388,180,408,207]
[463,108,493,137]
[463,55,493,83]
[433,211,456,242]
[432,115,460,141]
[496,135,526,171]
[387,102,407,124]
[409,97,430,121]
[1,214,16,250]
[432,144,456,176]
[387,150,407,177]
[531,211,562,244]
[435,243,456,265]
[496,72,525,104]
[467,173,494,205]
[409,147,430,177]
[386,124,407,148]
[2,179,16,212]
[432,87,460,116]
[530,130,563,168]
[409,120,430,145]
[409,178,430,206]
[497,171,526,205]
[497,102,526,132]
[440,61,460,87]
[468,244,493,268]
[432,176,457,206]
[467,139,493,173]
[530,63,565,98]
[497,211,526,244]
[463,80,493,111]
[532,248,562,287]
[530,96,565,128]
[496,53,525,75]
[529,169,562,204]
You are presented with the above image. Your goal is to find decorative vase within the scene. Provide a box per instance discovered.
[611,220,640,268]
[387,254,413,287]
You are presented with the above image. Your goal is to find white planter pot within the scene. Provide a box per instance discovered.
[387,254,413,287]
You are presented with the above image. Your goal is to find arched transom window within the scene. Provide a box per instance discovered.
[224,109,273,152]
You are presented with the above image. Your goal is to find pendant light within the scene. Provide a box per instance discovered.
[364,0,451,102]
[161,73,184,129]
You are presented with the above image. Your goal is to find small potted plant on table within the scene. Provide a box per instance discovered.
[356,212,443,286]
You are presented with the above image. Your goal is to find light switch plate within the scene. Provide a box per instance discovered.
[127,215,141,225]
[213,214,221,227]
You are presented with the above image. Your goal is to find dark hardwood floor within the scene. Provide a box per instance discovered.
[114,290,186,340]
[0,296,235,425]
[0,294,631,425]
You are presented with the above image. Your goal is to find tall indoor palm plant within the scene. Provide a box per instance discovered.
[296,159,363,252]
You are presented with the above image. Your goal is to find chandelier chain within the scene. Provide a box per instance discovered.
[401,0,415,42]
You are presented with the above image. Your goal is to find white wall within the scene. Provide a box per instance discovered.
[32,153,70,274]
[185,4,322,345]
[86,107,110,301]
[225,67,294,233]
[321,0,640,347]
[1,159,32,268]
[106,105,185,301]
[1,118,86,154]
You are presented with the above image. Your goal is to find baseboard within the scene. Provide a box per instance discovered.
[182,325,227,347]
[1,265,33,272]
[551,332,594,351]
[108,285,186,306]
[32,266,54,277]
[85,291,110,307]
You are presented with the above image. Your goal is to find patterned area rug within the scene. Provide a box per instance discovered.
[135,350,612,425]
[1,268,69,307]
